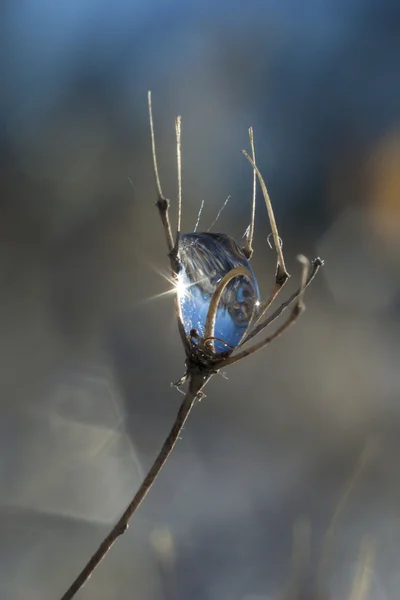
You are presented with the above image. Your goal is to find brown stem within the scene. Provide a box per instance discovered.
[239,257,323,348]
[60,372,210,600]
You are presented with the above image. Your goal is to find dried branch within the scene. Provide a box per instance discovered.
[59,372,210,600]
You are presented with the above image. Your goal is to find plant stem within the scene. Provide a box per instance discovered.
[60,371,209,600]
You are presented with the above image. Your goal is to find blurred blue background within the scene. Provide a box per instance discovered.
[0,1,399,598]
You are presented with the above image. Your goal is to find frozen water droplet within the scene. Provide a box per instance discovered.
[177,233,260,353]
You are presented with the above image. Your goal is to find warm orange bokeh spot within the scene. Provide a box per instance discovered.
[367,132,400,251]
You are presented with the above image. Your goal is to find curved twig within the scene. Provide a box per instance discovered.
[239,258,323,348]
[203,266,254,352]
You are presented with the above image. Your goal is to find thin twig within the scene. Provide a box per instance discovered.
[240,257,323,348]
[207,195,231,232]
[194,199,204,232]
[218,256,310,367]
[243,126,256,259]
[242,149,288,281]
[59,372,210,600]
[148,91,175,254]
[175,115,182,250]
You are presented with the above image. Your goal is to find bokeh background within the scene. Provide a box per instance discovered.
[1,1,400,598]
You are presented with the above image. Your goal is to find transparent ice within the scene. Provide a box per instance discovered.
[177,232,260,353]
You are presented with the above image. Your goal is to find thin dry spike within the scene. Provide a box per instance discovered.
[239,257,323,347]
[148,91,164,201]
[148,91,174,254]
[243,127,257,259]
[175,115,182,248]
[242,149,288,282]
[218,255,309,367]
[242,224,251,240]
[207,195,231,232]
[194,199,204,232]
[148,92,188,352]
[203,266,255,353]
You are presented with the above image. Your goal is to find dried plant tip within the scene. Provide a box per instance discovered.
[148,91,164,201]
[207,195,231,231]
[242,149,288,281]
[175,115,182,249]
[243,126,257,259]
[148,91,174,253]
[194,199,204,232]
[296,254,310,311]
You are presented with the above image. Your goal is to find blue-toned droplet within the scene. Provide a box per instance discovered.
[177,233,260,353]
